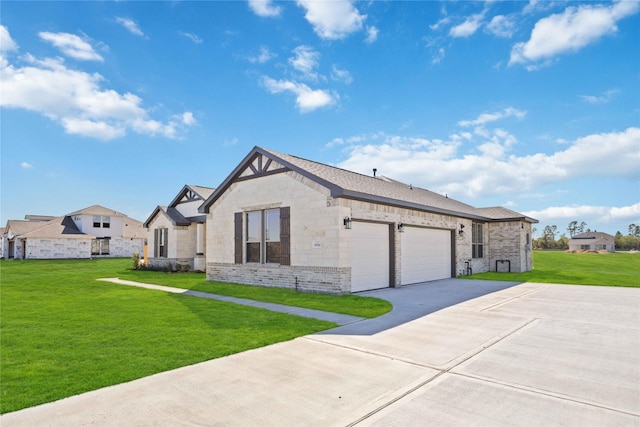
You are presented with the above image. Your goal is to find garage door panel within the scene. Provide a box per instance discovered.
[401,227,451,285]
[351,222,389,292]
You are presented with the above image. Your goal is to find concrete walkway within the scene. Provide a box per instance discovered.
[96,278,366,326]
[2,280,639,426]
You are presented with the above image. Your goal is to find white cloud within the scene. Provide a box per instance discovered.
[449,13,484,38]
[579,89,619,104]
[261,76,337,113]
[180,111,196,126]
[39,32,103,62]
[248,0,282,18]
[486,15,515,38]
[365,26,378,44]
[248,46,275,64]
[0,54,194,140]
[296,0,366,40]
[21,162,33,169]
[331,65,352,84]
[1,25,18,52]
[115,17,144,36]
[458,107,526,127]
[510,1,639,66]
[524,203,640,232]
[62,117,125,140]
[179,32,203,44]
[432,47,445,65]
[331,126,639,200]
[289,45,320,81]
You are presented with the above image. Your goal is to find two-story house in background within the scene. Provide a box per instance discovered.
[1,205,145,259]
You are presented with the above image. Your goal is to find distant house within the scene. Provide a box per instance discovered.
[199,146,538,294]
[568,232,615,252]
[1,205,145,259]
[144,185,215,271]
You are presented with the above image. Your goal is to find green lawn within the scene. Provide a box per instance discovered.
[0,258,388,414]
[118,269,392,319]
[468,251,639,287]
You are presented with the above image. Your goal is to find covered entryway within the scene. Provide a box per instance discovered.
[400,226,452,285]
[350,222,390,292]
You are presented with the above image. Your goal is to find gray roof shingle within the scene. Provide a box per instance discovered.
[202,146,537,223]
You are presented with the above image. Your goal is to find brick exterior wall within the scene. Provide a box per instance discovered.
[207,263,350,294]
[488,221,533,273]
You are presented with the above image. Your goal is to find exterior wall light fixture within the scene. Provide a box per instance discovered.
[459,224,465,235]
[397,223,405,233]
[343,217,352,230]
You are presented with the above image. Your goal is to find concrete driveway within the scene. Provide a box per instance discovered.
[2,280,639,426]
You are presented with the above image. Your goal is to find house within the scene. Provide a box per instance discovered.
[568,232,615,252]
[1,205,145,259]
[144,185,215,271]
[199,146,538,294]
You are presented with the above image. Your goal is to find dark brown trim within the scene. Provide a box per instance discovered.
[389,223,396,288]
[234,212,243,264]
[234,167,289,183]
[450,229,456,278]
[280,207,290,266]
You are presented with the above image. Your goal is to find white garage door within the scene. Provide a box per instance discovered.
[400,227,452,285]
[351,222,390,292]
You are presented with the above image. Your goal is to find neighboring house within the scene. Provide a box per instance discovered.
[568,232,615,252]
[1,205,145,259]
[199,146,538,294]
[144,185,215,271]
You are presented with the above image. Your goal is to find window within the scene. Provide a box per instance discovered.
[472,223,484,259]
[93,216,101,228]
[91,238,110,255]
[245,209,281,264]
[102,216,110,228]
[154,228,168,258]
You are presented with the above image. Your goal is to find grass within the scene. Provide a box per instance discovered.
[0,258,387,414]
[118,269,392,319]
[468,251,640,287]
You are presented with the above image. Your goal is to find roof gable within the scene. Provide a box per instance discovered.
[168,184,216,209]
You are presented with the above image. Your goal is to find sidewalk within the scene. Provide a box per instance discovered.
[96,278,366,326]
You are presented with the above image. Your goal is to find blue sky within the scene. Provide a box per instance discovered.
[1,0,638,237]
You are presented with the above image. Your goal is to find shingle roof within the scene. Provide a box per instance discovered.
[19,216,93,240]
[67,205,129,218]
[569,232,614,241]
[188,185,215,200]
[5,220,48,237]
[143,206,193,228]
[202,146,538,223]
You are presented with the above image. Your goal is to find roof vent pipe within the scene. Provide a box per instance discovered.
[373,168,377,177]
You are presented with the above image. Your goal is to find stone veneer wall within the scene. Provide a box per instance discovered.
[23,238,92,259]
[207,263,350,294]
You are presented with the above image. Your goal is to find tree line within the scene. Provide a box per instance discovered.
[533,222,640,250]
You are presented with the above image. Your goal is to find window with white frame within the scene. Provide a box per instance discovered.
[246,209,281,264]
[93,216,101,228]
[472,223,484,259]
[102,216,110,228]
